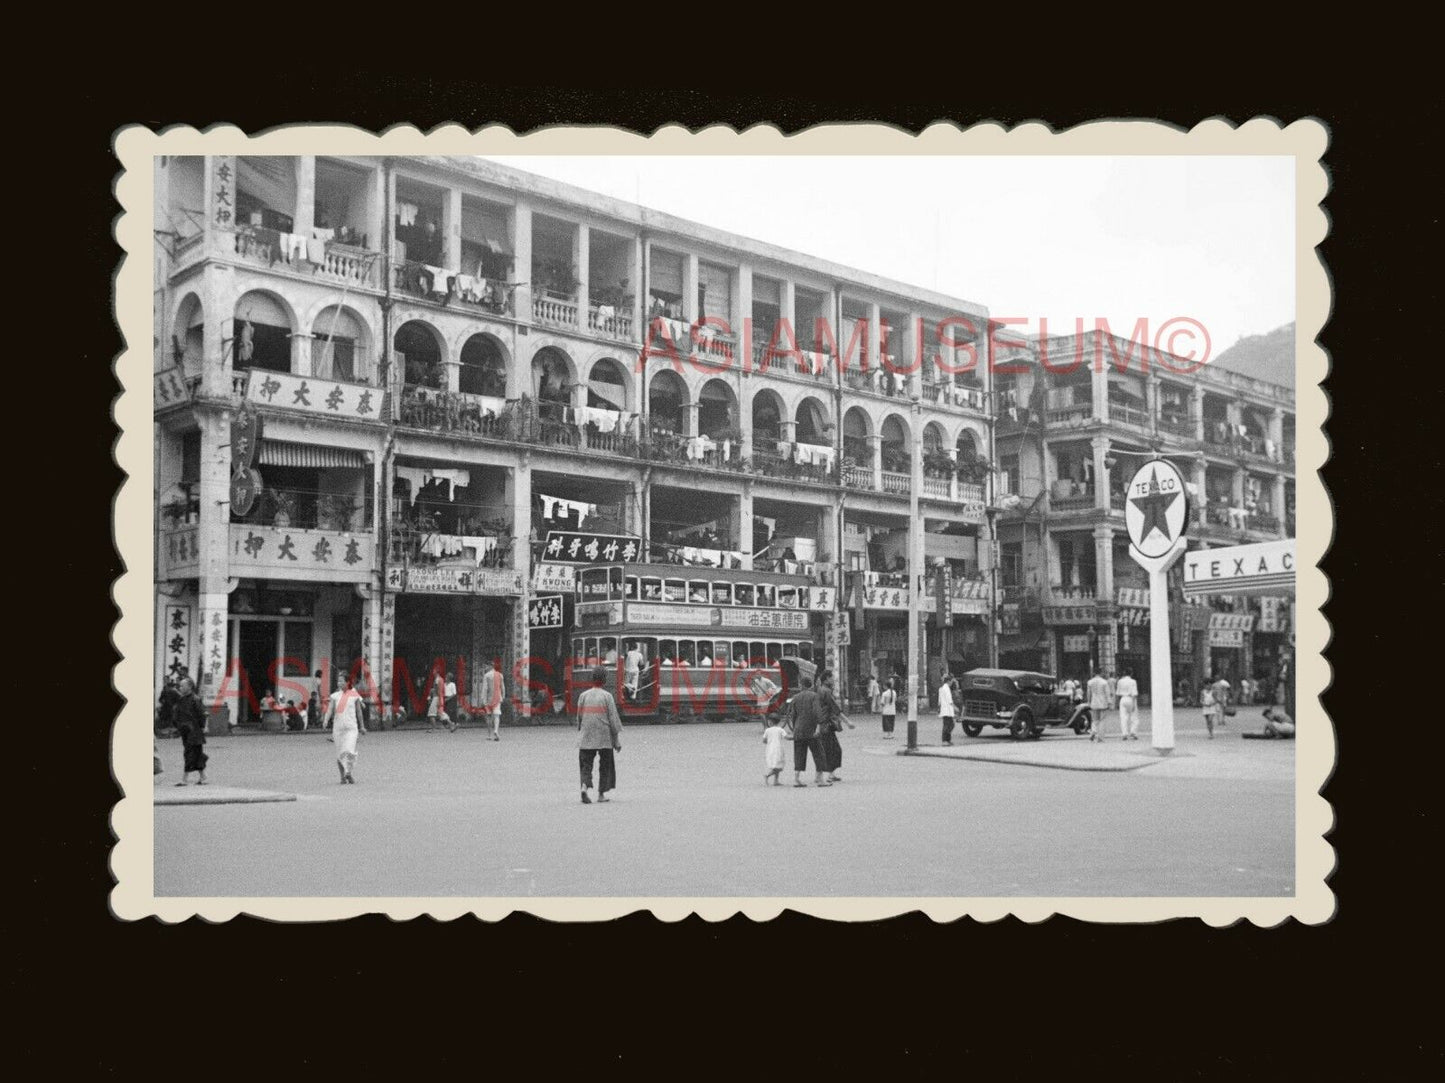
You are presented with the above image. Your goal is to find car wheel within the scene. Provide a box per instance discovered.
[1009,710,1033,740]
[962,722,983,738]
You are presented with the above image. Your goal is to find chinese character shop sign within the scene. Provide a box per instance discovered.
[212,157,234,227]
[541,531,641,564]
[400,567,525,596]
[528,595,564,629]
[247,370,384,424]
[230,525,373,582]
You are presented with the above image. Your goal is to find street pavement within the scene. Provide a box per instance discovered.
[154,705,1294,898]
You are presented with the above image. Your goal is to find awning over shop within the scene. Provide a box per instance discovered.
[259,440,366,469]
[1182,539,1295,598]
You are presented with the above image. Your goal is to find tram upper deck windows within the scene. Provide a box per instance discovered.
[580,568,610,601]
[664,578,686,603]
[778,586,798,608]
[711,582,732,605]
[641,577,663,600]
[624,575,639,601]
[735,583,755,606]
[757,584,776,607]
[687,580,709,603]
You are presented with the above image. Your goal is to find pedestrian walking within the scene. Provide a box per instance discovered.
[325,672,367,783]
[1201,683,1220,739]
[817,669,854,782]
[172,676,208,786]
[867,673,881,714]
[576,666,622,804]
[786,675,830,788]
[444,672,459,727]
[480,659,505,741]
[1087,668,1111,742]
[1210,674,1233,729]
[427,671,450,732]
[762,715,786,785]
[938,669,956,746]
[1115,670,1140,740]
[306,671,322,731]
[879,682,898,739]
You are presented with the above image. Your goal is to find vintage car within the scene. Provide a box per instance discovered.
[955,668,1091,740]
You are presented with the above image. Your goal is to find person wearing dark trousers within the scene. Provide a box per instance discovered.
[576,667,622,804]
[816,669,854,782]
[787,676,830,788]
[172,676,209,786]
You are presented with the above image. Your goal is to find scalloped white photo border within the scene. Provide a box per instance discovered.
[111,119,1333,924]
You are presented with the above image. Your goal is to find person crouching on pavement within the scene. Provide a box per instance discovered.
[1087,668,1112,743]
[577,666,622,804]
[1260,707,1295,739]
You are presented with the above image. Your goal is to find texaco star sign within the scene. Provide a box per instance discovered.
[1124,459,1189,559]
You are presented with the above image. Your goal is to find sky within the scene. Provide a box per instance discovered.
[481,154,1294,360]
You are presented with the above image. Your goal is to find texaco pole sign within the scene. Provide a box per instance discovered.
[1124,458,1190,753]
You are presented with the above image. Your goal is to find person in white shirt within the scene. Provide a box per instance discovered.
[1087,670,1112,742]
[623,642,645,702]
[444,674,458,726]
[938,671,957,746]
[480,659,505,741]
[867,674,881,714]
[324,672,367,783]
[1115,671,1140,740]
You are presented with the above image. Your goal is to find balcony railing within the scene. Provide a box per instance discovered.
[921,475,950,498]
[842,463,875,490]
[922,382,988,411]
[230,227,378,286]
[1050,486,1096,512]
[1051,584,1098,602]
[235,486,368,533]
[389,523,514,570]
[751,446,832,483]
[533,290,579,329]
[1247,512,1280,533]
[1109,402,1151,429]
[400,386,513,438]
[880,470,911,495]
[1046,403,1093,425]
[587,303,635,341]
[1156,413,1195,438]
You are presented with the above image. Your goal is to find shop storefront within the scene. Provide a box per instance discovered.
[386,566,523,720]
[1114,587,1151,699]
[1044,601,1100,686]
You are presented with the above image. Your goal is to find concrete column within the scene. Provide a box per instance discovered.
[196,410,233,718]
[819,499,840,583]
[1232,467,1246,509]
[737,263,754,371]
[628,480,646,538]
[575,224,590,332]
[443,188,462,273]
[908,310,923,395]
[1269,407,1285,458]
[1226,398,1243,431]
[1273,474,1287,537]
[632,237,644,341]
[370,165,386,258]
[781,281,797,347]
[444,359,461,393]
[684,253,700,328]
[1191,386,1206,441]
[1147,374,1161,435]
[1193,459,1208,528]
[868,433,883,490]
[1093,524,1115,603]
[736,488,754,569]
[513,202,533,327]
[1091,435,1111,510]
[1091,363,1109,423]
[685,402,700,439]
[869,302,882,372]
[205,270,232,399]
[294,156,316,239]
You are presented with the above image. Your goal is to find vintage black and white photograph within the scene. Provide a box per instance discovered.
[115,122,1331,919]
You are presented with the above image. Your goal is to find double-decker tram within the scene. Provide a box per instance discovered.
[570,563,819,722]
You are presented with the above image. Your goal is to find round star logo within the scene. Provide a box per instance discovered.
[1124,459,1188,558]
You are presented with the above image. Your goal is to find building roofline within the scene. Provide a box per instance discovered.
[397,154,991,321]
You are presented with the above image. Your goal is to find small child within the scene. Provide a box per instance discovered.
[1201,686,1219,739]
[762,717,787,785]
[879,685,898,739]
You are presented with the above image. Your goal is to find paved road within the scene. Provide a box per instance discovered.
[154,707,1294,898]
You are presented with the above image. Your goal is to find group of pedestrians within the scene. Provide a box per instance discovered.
[767,669,854,788]
[424,663,507,739]
[1083,668,1140,742]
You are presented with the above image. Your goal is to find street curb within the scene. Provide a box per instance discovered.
[896,748,1176,773]
[155,788,298,806]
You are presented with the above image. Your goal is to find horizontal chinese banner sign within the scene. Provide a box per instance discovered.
[247,370,384,422]
[1182,539,1295,598]
[1208,628,1246,648]
[1115,587,1151,609]
[541,531,642,564]
[230,525,373,582]
[1207,612,1256,632]
[400,566,525,596]
[1042,604,1098,626]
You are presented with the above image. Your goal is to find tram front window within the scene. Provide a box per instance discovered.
[735,583,755,606]
[580,569,609,601]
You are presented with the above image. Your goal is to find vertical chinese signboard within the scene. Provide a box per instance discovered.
[212,157,235,229]
[163,604,194,683]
